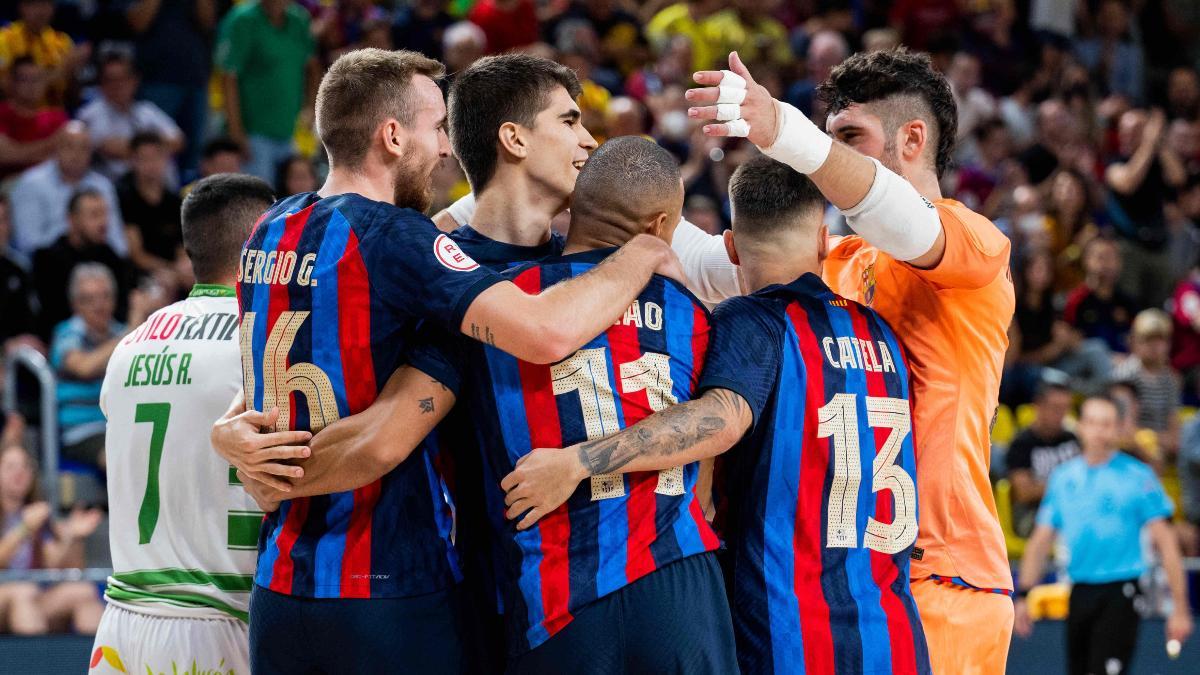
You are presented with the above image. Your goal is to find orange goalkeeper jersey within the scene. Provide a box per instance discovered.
[822,199,1015,591]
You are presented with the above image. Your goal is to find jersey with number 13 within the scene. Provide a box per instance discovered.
[699,273,930,675]
[100,286,256,621]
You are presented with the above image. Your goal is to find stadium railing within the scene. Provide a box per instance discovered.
[3,345,61,511]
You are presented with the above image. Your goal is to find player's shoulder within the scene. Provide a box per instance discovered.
[933,198,1009,256]
[1109,451,1155,477]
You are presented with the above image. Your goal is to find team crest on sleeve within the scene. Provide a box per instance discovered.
[861,264,876,307]
[434,234,480,272]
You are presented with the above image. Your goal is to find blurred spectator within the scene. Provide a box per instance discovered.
[1167,66,1200,121]
[77,53,184,184]
[1114,310,1183,454]
[1044,169,1099,274]
[49,265,142,470]
[961,0,1029,100]
[1173,253,1200,402]
[1181,414,1200,555]
[442,20,487,76]
[0,0,86,105]
[954,118,1014,216]
[862,27,901,54]
[1168,118,1200,178]
[1064,236,1137,354]
[546,0,645,76]
[9,122,126,257]
[117,133,184,290]
[198,137,242,179]
[1019,99,1079,186]
[469,0,539,55]
[785,30,848,120]
[948,52,997,165]
[646,0,729,73]
[1105,109,1187,309]
[1006,377,1080,538]
[392,0,455,61]
[1015,396,1193,666]
[0,445,104,635]
[624,34,692,102]
[215,0,319,181]
[0,56,66,179]
[705,0,790,69]
[275,154,318,197]
[604,96,648,139]
[682,194,722,236]
[1074,0,1145,105]
[889,0,960,52]
[314,0,390,60]
[32,189,130,339]
[1029,0,1076,39]
[125,0,217,176]
[0,194,40,351]
[1005,248,1111,404]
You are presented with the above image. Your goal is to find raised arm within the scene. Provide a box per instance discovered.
[461,233,683,364]
[686,52,948,270]
[500,387,751,530]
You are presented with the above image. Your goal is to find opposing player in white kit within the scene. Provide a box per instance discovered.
[90,174,278,675]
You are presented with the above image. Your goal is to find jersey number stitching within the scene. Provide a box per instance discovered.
[134,402,171,544]
[550,348,685,500]
[816,393,917,554]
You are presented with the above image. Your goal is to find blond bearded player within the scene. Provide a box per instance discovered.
[686,49,1016,672]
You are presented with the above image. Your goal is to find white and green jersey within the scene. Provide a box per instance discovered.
[100,285,258,622]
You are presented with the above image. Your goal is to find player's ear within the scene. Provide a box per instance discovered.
[497,121,528,160]
[646,212,669,240]
[817,223,830,263]
[381,119,406,159]
[899,118,927,166]
[723,229,740,266]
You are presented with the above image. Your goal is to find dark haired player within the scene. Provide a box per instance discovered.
[506,156,931,674]
[687,49,1016,672]
[227,48,682,673]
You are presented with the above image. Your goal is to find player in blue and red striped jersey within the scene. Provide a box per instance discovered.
[226,49,685,674]
[505,156,932,674]
[402,137,737,672]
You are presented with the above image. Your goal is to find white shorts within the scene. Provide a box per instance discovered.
[89,603,250,674]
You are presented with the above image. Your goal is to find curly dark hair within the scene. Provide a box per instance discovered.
[818,48,958,178]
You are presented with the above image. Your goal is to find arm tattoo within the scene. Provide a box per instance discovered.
[575,388,748,476]
[419,397,434,414]
[469,323,497,347]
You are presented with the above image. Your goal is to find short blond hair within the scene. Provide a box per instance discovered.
[315,49,445,169]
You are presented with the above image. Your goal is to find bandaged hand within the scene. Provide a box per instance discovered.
[686,51,777,147]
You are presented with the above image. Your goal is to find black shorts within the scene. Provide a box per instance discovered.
[508,552,737,675]
[249,584,467,674]
[1066,578,1143,675]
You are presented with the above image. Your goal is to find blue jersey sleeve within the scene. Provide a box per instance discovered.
[697,296,784,429]
[363,205,505,331]
[1133,465,1175,525]
[406,321,468,397]
[1036,470,1064,530]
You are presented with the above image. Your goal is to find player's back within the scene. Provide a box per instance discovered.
[822,199,1014,592]
[410,247,720,655]
[711,274,929,675]
[101,287,254,620]
[238,191,487,599]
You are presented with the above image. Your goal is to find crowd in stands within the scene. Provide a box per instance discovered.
[1,0,1200,634]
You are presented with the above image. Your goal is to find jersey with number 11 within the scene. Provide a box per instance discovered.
[408,248,721,656]
[100,286,256,621]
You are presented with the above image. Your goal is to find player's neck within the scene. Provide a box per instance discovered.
[318,165,395,206]
[906,169,943,203]
[740,252,821,293]
[470,177,560,247]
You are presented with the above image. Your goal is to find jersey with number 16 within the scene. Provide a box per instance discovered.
[100,286,258,621]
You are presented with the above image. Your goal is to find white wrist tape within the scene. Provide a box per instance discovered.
[445,192,477,227]
[840,158,942,262]
[758,100,833,174]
